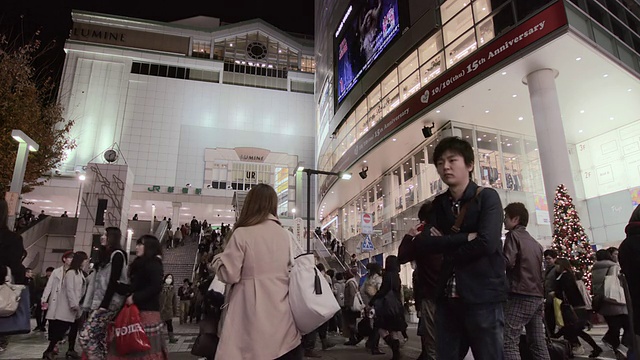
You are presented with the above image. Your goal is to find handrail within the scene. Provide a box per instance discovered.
[312,232,348,271]
[345,249,368,275]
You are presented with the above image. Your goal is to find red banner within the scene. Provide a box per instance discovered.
[321,1,568,198]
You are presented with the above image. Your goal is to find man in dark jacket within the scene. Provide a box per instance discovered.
[543,249,558,335]
[398,201,442,360]
[502,203,549,360]
[619,205,640,355]
[407,137,507,360]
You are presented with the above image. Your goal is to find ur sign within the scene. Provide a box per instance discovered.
[361,213,373,235]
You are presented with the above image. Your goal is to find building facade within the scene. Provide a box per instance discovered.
[314,0,640,281]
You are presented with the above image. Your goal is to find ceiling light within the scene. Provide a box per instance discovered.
[436,110,441,113]
[518,117,524,121]
[534,148,538,151]
[576,57,581,61]
[363,160,367,163]
[501,72,507,75]
[579,130,583,133]
[628,89,632,92]
[609,117,614,120]
[580,110,585,114]
[392,138,397,141]
[485,110,490,113]
[477,138,482,141]
[512,94,517,98]
[603,74,609,78]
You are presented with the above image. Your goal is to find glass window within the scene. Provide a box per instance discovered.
[400,70,421,101]
[358,116,370,138]
[419,34,443,65]
[346,113,356,133]
[382,87,400,116]
[440,0,472,24]
[421,53,444,86]
[368,85,382,108]
[473,0,493,23]
[445,28,477,68]
[477,130,502,189]
[477,16,496,47]
[368,103,383,128]
[443,6,474,45]
[381,70,398,98]
[356,100,368,123]
[398,51,419,81]
[192,40,211,58]
[501,133,525,192]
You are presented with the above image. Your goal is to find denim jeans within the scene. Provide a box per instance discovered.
[436,298,505,360]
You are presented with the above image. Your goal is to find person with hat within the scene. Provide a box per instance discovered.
[41,251,75,327]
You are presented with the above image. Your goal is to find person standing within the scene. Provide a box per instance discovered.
[398,201,442,360]
[553,258,603,357]
[178,279,193,324]
[210,184,302,360]
[173,227,183,248]
[501,203,550,360]
[619,205,640,359]
[42,252,88,360]
[407,136,507,360]
[42,251,74,329]
[543,249,559,335]
[160,274,179,343]
[109,235,167,359]
[592,249,631,351]
[0,198,26,285]
[78,227,128,360]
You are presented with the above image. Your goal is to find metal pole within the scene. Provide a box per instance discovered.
[8,143,29,230]
[306,170,311,254]
[74,180,83,218]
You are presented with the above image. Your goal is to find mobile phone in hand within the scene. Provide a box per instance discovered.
[417,223,425,232]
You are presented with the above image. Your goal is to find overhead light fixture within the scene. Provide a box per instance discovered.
[576,57,582,61]
[485,110,490,113]
[422,122,435,138]
[392,138,397,142]
[359,166,369,180]
[579,130,583,133]
[609,117,614,120]
[518,117,524,121]
[436,110,441,113]
[580,110,585,113]
[78,174,86,181]
[501,72,507,75]
[603,74,609,78]
[512,94,517,98]
[339,172,352,180]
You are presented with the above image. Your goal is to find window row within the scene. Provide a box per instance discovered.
[130,62,219,83]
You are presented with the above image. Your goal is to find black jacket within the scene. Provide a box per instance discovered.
[129,256,164,312]
[412,181,507,304]
[554,271,585,308]
[397,234,442,301]
[0,228,26,285]
[619,221,640,335]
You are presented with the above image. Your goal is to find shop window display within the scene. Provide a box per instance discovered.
[400,70,421,100]
[418,33,443,65]
[421,53,444,87]
[445,28,477,68]
[403,159,416,208]
[473,0,493,22]
[477,130,503,189]
[443,6,474,46]
[440,0,472,24]
[523,139,544,195]
[382,87,400,116]
[500,133,525,192]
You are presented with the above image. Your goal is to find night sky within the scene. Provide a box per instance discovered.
[1,0,314,85]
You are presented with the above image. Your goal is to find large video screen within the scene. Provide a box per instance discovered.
[335,0,400,103]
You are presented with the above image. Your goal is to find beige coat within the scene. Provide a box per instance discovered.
[46,270,85,323]
[212,215,300,360]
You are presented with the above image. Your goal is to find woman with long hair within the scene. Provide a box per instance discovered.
[108,235,167,359]
[553,258,602,357]
[79,227,128,360]
[210,184,302,360]
[43,251,88,360]
[369,255,407,360]
[343,268,363,346]
[160,273,179,344]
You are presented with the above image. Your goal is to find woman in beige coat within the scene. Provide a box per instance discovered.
[211,184,302,360]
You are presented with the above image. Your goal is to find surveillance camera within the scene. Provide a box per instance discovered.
[359,166,369,180]
[186,183,192,187]
[422,122,435,139]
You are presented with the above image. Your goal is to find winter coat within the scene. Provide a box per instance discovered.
[42,266,65,304]
[361,273,382,304]
[128,256,164,312]
[619,220,640,335]
[211,215,300,360]
[0,228,26,285]
[592,260,627,316]
[333,280,346,307]
[159,284,179,321]
[47,269,85,323]
[344,278,359,311]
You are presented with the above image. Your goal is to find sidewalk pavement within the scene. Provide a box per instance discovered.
[0,320,624,360]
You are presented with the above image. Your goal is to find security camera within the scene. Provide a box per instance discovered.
[422,122,435,138]
[186,183,192,187]
[359,166,369,180]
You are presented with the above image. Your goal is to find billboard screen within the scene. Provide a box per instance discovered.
[335,0,400,103]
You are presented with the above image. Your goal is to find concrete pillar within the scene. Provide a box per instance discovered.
[525,68,576,221]
[74,163,134,255]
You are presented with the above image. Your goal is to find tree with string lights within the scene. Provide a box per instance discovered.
[551,184,595,289]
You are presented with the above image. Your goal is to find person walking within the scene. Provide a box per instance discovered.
[369,255,407,360]
[343,268,362,346]
[619,205,640,359]
[592,249,631,352]
[109,235,167,359]
[360,263,383,353]
[210,184,302,360]
[160,274,179,344]
[501,203,550,360]
[42,251,88,360]
[178,279,193,325]
[78,227,128,360]
[553,258,603,357]
[173,227,183,248]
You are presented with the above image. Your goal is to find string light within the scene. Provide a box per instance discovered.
[551,184,595,290]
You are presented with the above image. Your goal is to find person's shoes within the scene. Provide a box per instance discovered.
[344,339,359,346]
[572,345,585,355]
[383,335,402,360]
[589,346,603,358]
[304,349,322,358]
[42,351,55,360]
[321,339,335,350]
[371,347,385,355]
[169,335,178,344]
[66,350,81,359]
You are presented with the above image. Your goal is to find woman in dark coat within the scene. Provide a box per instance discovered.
[619,205,640,357]
[369,255,407,360]
[553,258,602,358]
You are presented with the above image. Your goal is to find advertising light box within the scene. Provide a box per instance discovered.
[335,0,401,103]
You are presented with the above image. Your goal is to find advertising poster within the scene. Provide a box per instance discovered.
[335,0,400,102]
[534,195,550,225]
[630,186,640,206]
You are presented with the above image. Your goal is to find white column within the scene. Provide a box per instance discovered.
[172,202,181,230]
[525,69,576,220]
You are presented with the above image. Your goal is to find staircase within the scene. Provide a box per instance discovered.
[162,237,199,283]
[232,191,248,222]
[312,233,347,272]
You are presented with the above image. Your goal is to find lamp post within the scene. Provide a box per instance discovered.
[74,174,86,218]
[301,168,351,253]
[8,130,39,230]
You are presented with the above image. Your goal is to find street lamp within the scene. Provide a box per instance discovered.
[301,168,351,253]
[8,130,39,229]
[75,174,86,218]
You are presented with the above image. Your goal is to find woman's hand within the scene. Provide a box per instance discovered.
[126,295,134,305]
[408,224,421,237]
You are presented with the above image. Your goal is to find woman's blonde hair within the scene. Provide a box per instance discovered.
[234,184,278,230]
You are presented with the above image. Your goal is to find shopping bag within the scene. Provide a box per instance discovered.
[0,283,24,317]
[351,289,365,312]
[604,270,626,305]
[553,297,564,328]
[112,304,151,355]
[208,275,226,294]
[0,287,30,335]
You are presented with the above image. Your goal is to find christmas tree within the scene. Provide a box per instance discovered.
[551,184,595,289]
